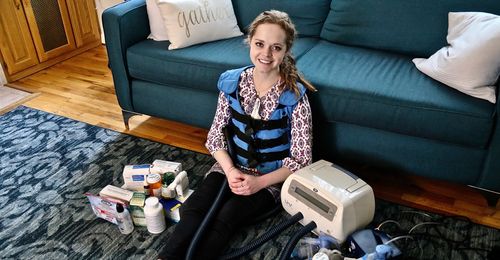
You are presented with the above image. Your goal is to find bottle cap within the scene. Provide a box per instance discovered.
[312,252,330,260]
[163,172,175,185]
[147,173,161,184]
[145,197,159,207]
[116,203,124,213]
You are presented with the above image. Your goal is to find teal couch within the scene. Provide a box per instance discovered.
[103,0,500,194]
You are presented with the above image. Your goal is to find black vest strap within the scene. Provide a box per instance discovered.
[231,124,288,149]
[235,145,289,167]
[230,106,288,131]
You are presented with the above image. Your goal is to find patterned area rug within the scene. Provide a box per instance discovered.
[0,106,498,259]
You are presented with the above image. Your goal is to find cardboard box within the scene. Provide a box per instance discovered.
[176,189,194,203]
[151,160,182,175]
[99,185,134,202]
[122,164,151,191]
[129,192,146,226]
[86,193,123,224]
[160,198,182,222]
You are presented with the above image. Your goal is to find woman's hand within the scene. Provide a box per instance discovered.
[226,166,245,190]
[227,168,264,196]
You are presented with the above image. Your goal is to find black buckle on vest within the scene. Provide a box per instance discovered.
[245,125,255,136]
[230,107,288,131]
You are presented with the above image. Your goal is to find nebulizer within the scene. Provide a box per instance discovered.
[291,229,401,260]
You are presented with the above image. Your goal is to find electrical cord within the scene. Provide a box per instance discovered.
[376,213,492,259]
[375,219,402,231]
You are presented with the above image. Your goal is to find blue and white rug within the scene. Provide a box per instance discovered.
[0,106,498,259]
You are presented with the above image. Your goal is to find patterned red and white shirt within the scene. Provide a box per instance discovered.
[205,67,313,200]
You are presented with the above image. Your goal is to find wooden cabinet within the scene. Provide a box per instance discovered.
[0,0,101,81]
[66,0,101,47]
[0,0,39,75]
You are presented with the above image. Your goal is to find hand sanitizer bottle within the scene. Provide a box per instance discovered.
[116,203,134,234]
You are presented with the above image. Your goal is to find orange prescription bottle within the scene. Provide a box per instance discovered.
[147,173,162,198]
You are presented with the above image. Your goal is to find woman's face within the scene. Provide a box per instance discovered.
[249,23,287,75]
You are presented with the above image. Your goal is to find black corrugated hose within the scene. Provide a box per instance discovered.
[185,178,229,260]
[220,212,304,259]
[278,221,317,260]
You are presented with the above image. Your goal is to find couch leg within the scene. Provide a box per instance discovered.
[469,185,500,208]
[121,110,141,130]
[483,193,500,208]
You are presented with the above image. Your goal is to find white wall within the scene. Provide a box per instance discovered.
[95,0,124,44]
[0,63,7,85]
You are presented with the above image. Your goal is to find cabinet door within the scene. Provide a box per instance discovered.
[22,0,76,62]
[0,0,39,75]
[66,0,101,47]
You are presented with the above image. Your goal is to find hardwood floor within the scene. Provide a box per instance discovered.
[9,45,500,229]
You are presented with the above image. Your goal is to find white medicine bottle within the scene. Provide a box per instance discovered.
[115,203,134,234]
[144,197,166,234]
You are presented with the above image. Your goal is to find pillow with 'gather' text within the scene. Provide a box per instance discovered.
[156,0,242,50]
[413,12,500,103]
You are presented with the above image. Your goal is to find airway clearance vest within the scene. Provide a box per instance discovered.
[218,66,306,174]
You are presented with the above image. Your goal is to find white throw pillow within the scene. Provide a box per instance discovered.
[147,0,169,41]
[156,0,242,50]
[413,12,500,103]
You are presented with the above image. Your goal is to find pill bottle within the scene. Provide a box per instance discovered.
[144,197,166,234]
[143,178,150,196]
[115,203,134,235]
[161,172,175,199]
[147,173,162,197]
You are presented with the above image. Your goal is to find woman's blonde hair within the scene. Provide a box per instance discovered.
[246,10,317,96]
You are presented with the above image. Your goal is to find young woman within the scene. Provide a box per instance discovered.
[160,10,316,259]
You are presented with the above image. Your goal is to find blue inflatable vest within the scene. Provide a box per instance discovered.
[218,66,306,174]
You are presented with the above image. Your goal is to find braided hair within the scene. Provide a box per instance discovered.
[246,10,317,96]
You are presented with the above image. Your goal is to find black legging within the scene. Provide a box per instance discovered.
[160,172,276,260]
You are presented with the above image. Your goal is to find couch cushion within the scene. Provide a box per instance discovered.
[320,0,500,57]
[297,40,495,148]
[231,0,331,37]
[127,36,319,93]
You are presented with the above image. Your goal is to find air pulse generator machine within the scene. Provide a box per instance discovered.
[281,160,375,243]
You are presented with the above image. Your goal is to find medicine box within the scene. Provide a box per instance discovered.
[151,160,182,175]
[122,164,151,191]
[176,189,194,203]
[129,192,146,226]
[160,198,182,222]
[85,193,123,224]
[99,185,134,203]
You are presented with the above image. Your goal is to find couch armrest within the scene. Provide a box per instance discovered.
[103,0,149,111]
[477,79,500,192]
